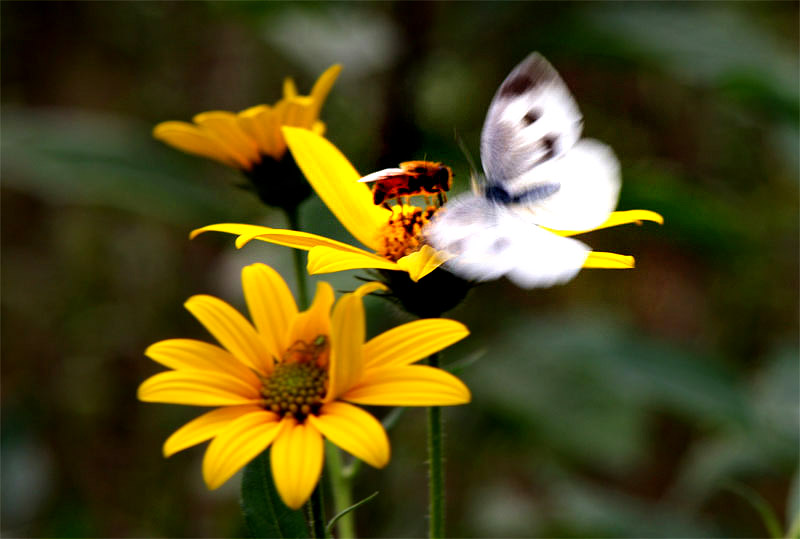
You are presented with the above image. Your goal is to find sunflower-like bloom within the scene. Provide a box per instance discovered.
[152,66,341,210]
[192,128,663,284]
[138,263,470,509]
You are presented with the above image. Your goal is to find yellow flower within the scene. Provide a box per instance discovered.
[138,263,470,509]
[191,128,663,283]
[153,65,341,168]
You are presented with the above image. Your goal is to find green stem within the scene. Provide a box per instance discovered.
[284,207,309,309]
[307,484,327,539]
[326,442,356,538]
[427,352,445,539]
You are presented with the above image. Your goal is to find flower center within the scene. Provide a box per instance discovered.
[376,205,437,261]
[260,336,329,419]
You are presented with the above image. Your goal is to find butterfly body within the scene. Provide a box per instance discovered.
[425,53,622,288]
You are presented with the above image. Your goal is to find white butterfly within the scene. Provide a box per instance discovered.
[425,52,621,288]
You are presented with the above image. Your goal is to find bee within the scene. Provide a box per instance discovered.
[359,160,453,206]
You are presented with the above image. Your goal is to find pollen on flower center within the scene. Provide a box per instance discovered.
[260,336,329,419]
[377,205,437,261]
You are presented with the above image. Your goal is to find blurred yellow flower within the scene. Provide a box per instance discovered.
[138,263,470,509]
[153,65,341,168]
[192,128,663,283]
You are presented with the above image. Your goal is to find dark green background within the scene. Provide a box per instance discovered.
[2,2,798,537]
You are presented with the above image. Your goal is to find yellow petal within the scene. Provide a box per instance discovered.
[283,77,298,98]
[270,417,324,509]
[343,365,471,406]
[307,245,400,275]
[308,64,342,120]
[282,127,390,250]
[286,282,334,353]
[190,223,371,256]
[238,105,282,160]
[236,229,372,253]
[307,401,389,468]
[281,97,316,129]
[190,223,278,242]
[152,121,241,168]
[583,252,635,269]
[271,99,290,156]
[352,281,389,298]
[184,295,274,374]
[396,245,449,282]
[326,289,366,401]
[363,319,469,371]
[551,210,664,237]
[138,370,261,406]
[193,111,261,166]
[164,405,262,457]
[311,120,326,136]
[145,339,260,387]
[203,410,283,490]
[241,263,298,359]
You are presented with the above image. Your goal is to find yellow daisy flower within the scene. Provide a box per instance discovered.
[138,263,470,509]
[152,65,341,210]
[153,65,340,167]
[191,128,663,283]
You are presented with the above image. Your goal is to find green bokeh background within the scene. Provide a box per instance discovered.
[2,2,798,537]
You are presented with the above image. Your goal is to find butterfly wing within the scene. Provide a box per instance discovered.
[426,52,619,288]
[425,193,591,288]
[480,52,583,190]
[509,138,621,231]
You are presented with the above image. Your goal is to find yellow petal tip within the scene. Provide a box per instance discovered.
[583,252,636,269]
[234,235,254,249]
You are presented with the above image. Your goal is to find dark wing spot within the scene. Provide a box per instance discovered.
[490,237,511,254]
[541,134,557,161]
[449,239,465,255]
[500,74,535,97]
[522,108,541,126]
[498,53,559,98]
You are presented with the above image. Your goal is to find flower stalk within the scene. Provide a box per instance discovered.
[285,206,310,310]
[326,442,356,538]
[308,484,327,539]
[427,353,445,539]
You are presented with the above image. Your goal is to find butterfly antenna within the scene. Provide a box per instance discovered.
[454,129,481,194]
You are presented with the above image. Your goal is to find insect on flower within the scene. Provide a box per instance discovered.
[190,57,660,292]
[358,160,453,206]
[425,52,663,288]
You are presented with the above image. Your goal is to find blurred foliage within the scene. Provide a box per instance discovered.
[1,1,797,538]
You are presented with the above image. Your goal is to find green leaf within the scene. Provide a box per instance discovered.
[240,451,309,539]
[325,492,379,535]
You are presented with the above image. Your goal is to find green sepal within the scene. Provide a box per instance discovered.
[240,450,309,538]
